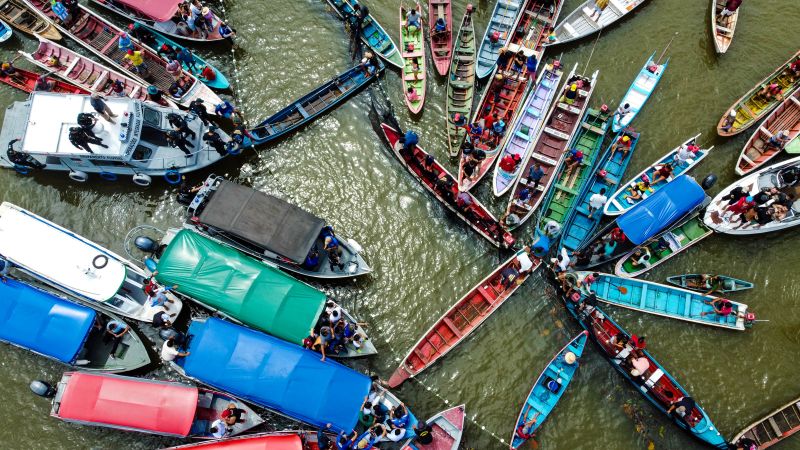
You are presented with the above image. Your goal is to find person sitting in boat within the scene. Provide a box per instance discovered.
[149,284,178,311]
[700,298,734,319]
[766,129,792,151]
[389,402,410,429]
[785,58,800,83]
[6,139,45,171]
[589,0,609,21]
[673,142,698,167]
[219,22,236,44]
[560,83,578,105]
[650,163,674,185]
[433,17,447,35]
[577,272,599,291]
[491,115,507,144]
[624,178,652,204]
[719,0,742,18]
[497,259,522,289]
[499,153,522,173]
[665,393,698,427]
[515,413,540,442]
[517,246,536,275]
[419,153,436,180]
[356,424,387,449]
[406,85,421,103]
[359,51,379,77]
[455,191,473,209]
[511,51,526,76]
[755,82,783,102]
[104,319,129,358]
[646,61,660,74]
[0,56,25,85]
[722,195,755,223]
[614,103,632,122]
[779,165,800,186]
[177,47,199,73]
[323,236,345,272]
[565,148,585,170]
[34,75,52,92]
[467,122,483,142]
[404,6,421,32]
[720,110,737,133]
[609,332,629,352]
[630,247,652,268]
[209,418,230,439]
[628,349,651,379]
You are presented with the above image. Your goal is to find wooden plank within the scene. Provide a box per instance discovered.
[768,417,783,437]
[639,284,647,309]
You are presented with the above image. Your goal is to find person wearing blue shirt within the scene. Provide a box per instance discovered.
[336,430,357,450]
[104,320,129,357]
[389,403,410,428]
[355,424,386,449]
[403,130,419,152]
[527,163,545,190]
[117,32,135,53]
[215,100,235,119]
[433,17,447,33]
[0,256,10,283]
[176,47,198,72]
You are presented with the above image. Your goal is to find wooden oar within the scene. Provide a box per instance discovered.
[655,32,679,65]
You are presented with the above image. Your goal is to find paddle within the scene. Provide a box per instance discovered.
[656,32,679,65]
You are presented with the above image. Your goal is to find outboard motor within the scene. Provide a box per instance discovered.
[701,174,717,190]
[134,235,159,253]
[30,380,55,398]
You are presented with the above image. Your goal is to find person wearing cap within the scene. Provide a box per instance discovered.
[499,152,521,172]
[0,56,25,85]
[723,194,755,222]
[219,22,236,44]
[157,43,178,62]
[766,129,792,150]
[215,100,235,119]
[117,31,135,53]
[560,83,578,105]
[403,129,419,152]
[221,403,247,426]
[674,143,698,167]
[104,320,129,358]
[123,49,147,75]
[451,112,467,128]
[565,148,584,170]
[189,98,212,125]
[152,311,173,329]
[610,134,632,159]
[721,109,737,132]
[166,130,194,156]
[515,412,540,442]
[203,127,227,157]
[168,113,196,140]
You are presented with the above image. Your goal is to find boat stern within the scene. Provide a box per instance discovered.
[388,364,412,388]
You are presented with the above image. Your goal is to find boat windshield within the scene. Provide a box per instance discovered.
[141,105,161,128]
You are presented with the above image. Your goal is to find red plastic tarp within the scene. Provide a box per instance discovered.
[55,372,198,437]
[116,0,179,22]
[168,435,304,450]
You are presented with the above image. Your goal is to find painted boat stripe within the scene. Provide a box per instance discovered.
[639,284,647,309]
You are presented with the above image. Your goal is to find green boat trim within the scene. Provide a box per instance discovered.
[615,213,713,278]
[665,274,754,294]
[445,8,476,157]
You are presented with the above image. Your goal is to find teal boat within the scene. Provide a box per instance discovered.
[509,331,588,449]
[666,274,755,294]
[569,271,753,331]
[326,0,404,69]
[133,23,229,90]
[611,50,669,132]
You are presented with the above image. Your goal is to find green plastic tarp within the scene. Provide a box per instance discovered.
[155,230,325,344]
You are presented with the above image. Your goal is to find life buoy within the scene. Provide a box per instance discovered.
[132,173,152,187]
[164,169,181,185]
[13,165,29,175]
[92,254,108,269]
[68,170,88,182]
[226,144,241,156]
[99,171,118,181]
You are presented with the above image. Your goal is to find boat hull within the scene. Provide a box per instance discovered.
[735,89,800,176]
[610,51,667,132]
[544,0,648,46]
[325,0,404,69]
[665,274,754,294]
[445,8,475,157]
[711,0,738,54]
[428,0,452,76]
[400,3,426,114]
[475,0,523,79]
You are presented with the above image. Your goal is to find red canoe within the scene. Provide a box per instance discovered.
[0,66,87,94]
[508,0,564,57]
[402,404,466,450]
[388,248,539,387]
[162,431,323,450]
[381,123,514,248]
[428,0,452,76]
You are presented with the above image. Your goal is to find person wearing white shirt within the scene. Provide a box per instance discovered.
[160,338,189,361]
[516,246,535,274]
[209,418,229,438]
[588,188,608,218]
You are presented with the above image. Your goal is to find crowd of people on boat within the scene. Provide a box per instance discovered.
[714,176,798,228]
[303,300,368,361]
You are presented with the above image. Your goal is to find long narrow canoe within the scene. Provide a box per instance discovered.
[475,0,523,79]
[326,0,404,69]
[132,23,229,90]
[735,88,800,175]
[666,274,754,294]
[544,0,648,46]
[615,213,713,278]
[20,36,173,106]
[604,134,711,216]
[562,295,729,448]
[402,405,465,450]
[445,7,475,157]
[401,2,426,114]
[0,66,87,94]
[711,0,738,54]
[509,331,587,449]
[492,60,565,197]
[27,0,220,110]
[0,0,60,39]
[428,0,452,76]
[0,16,11,41]
[731,395,800,449]
[506,0,564,56]
[558,130,640,253]
[91,0,227,43]
[717,50,800,136]
[536,107,610,230]
[569,271,750,330]
[458,63,531,191]
[388,248,539,387]
[504,69,600,228]
[249,64,381,146]
[381,123,515,248]
[611,51,668,132]
[163,431,324,450]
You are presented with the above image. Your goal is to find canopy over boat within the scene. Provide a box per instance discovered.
[0,279,95,364]
[616,175,705,245]
[197,180,325,264]
[155,230,325,344]
[53,372,198,437]
[113,0,177,22]
[178,318,371,432]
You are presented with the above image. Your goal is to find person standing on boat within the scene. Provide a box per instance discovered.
[203,127,227,157]
[587,188,608,218]
[117,31,135,53]
[68,127,106,154]
[166,130,194,156]
[177,47,199,73]
[589,0,608,21]
[103,320,129,358]
[719,0,742,17]
[168,113,197,140]
[526,163,546,191]
[189,98,212,125]
[124,50,148,77]
[89,93,118,124]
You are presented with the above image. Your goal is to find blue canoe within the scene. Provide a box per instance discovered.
[509,331,588,449]
[326,0,404,69]
[562,294,729,448]
[475,0,523,79]
[558,130,641,253]
[0,18,12,42]
[133,23,229,90]
[248,62,382,145]
[174,317,372,433]
[611,51,668,133]
[570,272,751,331]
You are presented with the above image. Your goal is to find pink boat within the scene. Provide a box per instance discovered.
[402,405,466,450]
[428,0,452,76]
[91,0,227,43]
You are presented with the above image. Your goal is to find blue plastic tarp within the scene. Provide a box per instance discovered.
[180,318,371,432]
[0,279,95,363]
[617,175,705,245]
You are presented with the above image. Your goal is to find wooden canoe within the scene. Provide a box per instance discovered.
[557,129,640,253]
[544,0,648,46]
[611,51,668,132]
[381,123,515,248]
[568,271,750,330]
[536,107,610,230]
[475,0,523,79]
[428,0,452,76]
[717,50,800,136]
[0,66,87,94]
[374,386,419,441]
[604,133,711,216]
[91,0,226,43]
[400,2,426,114]
[388,248,539,387]
[735,88,800,175]
[401,405,465,450]
[562,295,729,448]
[162,431,324,450]
[326,0,404,69]
[0,16,11,41]
[731,395,800,449]
[666,274,754,294]
[615,212,713,278]
[445,7,475,157]
[492,60,565,197]
[711,0,738,54]
[0,0,60,40]
[26,0,220,110]
[509,331,587,449]
[506,0,564,58]
[19,36,174,107]
[504,69,600,229]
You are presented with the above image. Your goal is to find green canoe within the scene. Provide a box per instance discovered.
[666,274,755,294]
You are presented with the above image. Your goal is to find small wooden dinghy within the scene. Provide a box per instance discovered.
[0,0,60,40]
[402,405,465,450]
[731,395,800,449]
[504,0,565,62]
[544,0,648,46]
[611,50,669,133]
[91,0,227,43]
[717,50,800,136]
[735,88,800,175]
[475,0,523,79]
[711,0,738,54]
[400,2,426,113]
[509,331,587,449]
[326,0,404,69]
[666,274,754,294]
[0,65,87,94]
[388,248,538,387]
[445,6,475,156]
[428,0,452,76]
